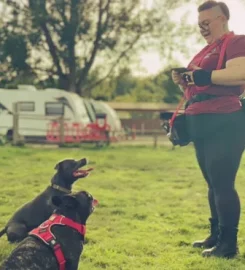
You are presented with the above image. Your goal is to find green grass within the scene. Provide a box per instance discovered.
[1,144,245,269]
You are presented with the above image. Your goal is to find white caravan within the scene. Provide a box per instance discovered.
[0,85,91,138]
[90,100,122,132]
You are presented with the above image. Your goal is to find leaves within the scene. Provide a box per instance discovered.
[1,0,199,95]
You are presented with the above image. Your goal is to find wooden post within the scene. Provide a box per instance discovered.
[153,131,158,148]
[59,116,65,145]
[141,123,145,135]
[12,102,20,145]
[131,124,136,140]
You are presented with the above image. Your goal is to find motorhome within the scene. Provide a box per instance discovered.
[0,85,91,138]
[85,99,123,133]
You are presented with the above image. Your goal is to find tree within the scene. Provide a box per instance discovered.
[90,63,184,103]
[154,67,183,104]
[0,0,198,95]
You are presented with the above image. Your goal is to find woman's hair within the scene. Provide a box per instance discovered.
[198,1,230,20]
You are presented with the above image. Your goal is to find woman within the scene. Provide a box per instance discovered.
[172,1,245,258]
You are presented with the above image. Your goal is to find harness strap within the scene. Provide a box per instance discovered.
[169,97,185,128]
[170,32,235,127]
[188,31,235,92]
[29,214,86,270]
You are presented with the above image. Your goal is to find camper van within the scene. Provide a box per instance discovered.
[85,99,123,134]
[0,85,91,139]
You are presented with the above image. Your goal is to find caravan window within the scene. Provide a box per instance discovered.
[74,98,90,119]
[45,102,64,116]
[19,102,35,112]
[0,103,10,114]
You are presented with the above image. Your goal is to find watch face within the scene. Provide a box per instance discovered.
[182,73,194,85]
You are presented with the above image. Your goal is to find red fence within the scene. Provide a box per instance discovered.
[121,119,162,135]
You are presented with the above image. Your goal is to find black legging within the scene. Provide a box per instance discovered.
[188,110,245,228]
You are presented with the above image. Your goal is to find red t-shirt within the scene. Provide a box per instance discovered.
[185,35,245,115]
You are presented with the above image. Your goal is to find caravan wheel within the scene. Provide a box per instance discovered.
[6,129,13,141]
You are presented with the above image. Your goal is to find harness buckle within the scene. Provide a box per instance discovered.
[48,238,60,250]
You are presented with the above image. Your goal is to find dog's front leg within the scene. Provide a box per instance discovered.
[66,260,79,270]
[6,223,28,243]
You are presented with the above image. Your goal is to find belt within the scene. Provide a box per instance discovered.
[185,94,218,109]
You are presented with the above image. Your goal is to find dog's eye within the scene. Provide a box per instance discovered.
[81,191,92,199]
[85,191,91,198]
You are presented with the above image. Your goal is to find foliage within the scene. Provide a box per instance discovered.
[90,64,183,104]
[0,0,198,95]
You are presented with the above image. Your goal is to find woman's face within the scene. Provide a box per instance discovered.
[198,8,226,44]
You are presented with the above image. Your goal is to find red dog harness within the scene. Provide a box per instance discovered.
[29,214,86,270]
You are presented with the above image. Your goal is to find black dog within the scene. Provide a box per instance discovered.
[0,158,93,243]
[0,191,98,270]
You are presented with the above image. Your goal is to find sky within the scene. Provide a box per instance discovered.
[0,0,243,78]
[139,0,245,75]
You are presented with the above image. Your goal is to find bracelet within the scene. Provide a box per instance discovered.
[192,69,212,86]
[182,69,212,86]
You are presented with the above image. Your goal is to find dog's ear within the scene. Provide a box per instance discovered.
[54,162,61,170]
[52,195,78,209]
[62,195,79,209]
[54,159,65,170]
[80,158,88,167]
[51,195,62,207]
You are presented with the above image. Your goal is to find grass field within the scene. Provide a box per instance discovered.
[1,144,245,269]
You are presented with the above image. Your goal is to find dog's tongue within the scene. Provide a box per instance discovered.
[73,168,93,177]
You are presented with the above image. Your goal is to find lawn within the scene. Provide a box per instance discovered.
[1,144,245,270]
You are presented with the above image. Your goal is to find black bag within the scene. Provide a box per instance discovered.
[163,94,218,145]
[162,114,190,146]
[240,97,245,113]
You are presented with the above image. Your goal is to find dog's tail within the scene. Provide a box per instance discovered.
[0,227,6,238]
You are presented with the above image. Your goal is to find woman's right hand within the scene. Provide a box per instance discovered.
[171,70,186,87]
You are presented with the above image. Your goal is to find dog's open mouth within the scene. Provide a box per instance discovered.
[92,199,98,207]
[91,198,98,212]
[73,168,93,178]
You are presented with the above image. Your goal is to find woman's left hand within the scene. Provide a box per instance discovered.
[182,69,213,87]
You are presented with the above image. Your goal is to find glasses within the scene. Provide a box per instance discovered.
[198,16,221,29]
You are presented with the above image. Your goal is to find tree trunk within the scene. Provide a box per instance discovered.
[68,68,76,93]
[75,85,82,96]
[58,75,69,91]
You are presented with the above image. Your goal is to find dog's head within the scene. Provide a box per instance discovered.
[52,191,98,224]
[54,158,93,185]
